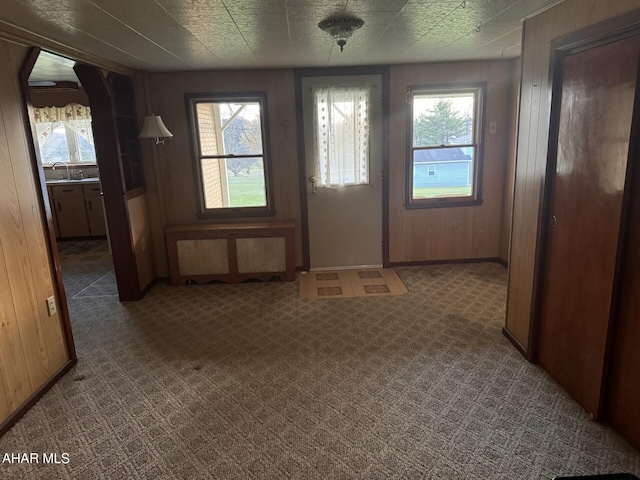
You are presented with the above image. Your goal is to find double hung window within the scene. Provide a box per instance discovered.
[406,85,484,208]
[186,93,273,216]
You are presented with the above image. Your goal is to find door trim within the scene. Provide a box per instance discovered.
[294,66,390,271]
[530,16,640,393]
[74,64,143,301]
[19,47,77,362]
[529,10,640,361]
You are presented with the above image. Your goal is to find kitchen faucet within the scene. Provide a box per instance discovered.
[51,162,70,179]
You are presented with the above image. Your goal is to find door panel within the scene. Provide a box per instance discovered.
[537,36,640,416]
[606,113,640,450]
[302,75,382,269]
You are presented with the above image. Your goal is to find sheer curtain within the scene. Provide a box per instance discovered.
[313,86,370,187]
[33,104,94,161]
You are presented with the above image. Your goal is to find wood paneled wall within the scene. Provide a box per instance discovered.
[0,39,69,425]
[499,58,521,263]
[139,61,518,275]
[127,193,155,291]
[138,69,302,277]
[505,0,640,351]
[388,60,514,263]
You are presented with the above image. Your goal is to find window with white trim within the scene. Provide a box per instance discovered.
[34,104,96,165]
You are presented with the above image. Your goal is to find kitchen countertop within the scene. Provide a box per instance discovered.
[45,178,100,186]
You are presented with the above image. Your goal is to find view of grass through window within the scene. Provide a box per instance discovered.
[410,90,477,201]
[226,161,266,207]
[194,99,269,211]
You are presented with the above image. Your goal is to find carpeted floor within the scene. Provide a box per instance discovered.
[1,262,639,479]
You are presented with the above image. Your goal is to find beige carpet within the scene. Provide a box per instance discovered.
[299,268,408,298]
[1,263,639,479]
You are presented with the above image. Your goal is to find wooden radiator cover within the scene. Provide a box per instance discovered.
[165,221,296,285]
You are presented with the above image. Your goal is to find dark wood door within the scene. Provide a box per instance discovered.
[537,35,640,416]
[606,110,640,450]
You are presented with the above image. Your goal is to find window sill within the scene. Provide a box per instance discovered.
[43,163,98,168]
[196,207,276,220]
[405,198,483,209]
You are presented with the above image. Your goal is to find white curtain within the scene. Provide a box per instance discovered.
[313,86,370,187]
[33,103,94,154]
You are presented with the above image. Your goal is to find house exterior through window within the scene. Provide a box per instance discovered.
[185,92,274,217]
[406,84,485,208]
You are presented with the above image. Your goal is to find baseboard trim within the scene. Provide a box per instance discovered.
[502,327,531,361]
[496,258,508,268]
[0,358,76,437]
[388,257,506,267]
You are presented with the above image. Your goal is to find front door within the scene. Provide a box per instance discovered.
[302,75,383,269]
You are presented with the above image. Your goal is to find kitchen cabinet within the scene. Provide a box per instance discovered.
[83,184,106,236]
[48,181,106,238]
[50,185,90,237]
[46,186,60,238]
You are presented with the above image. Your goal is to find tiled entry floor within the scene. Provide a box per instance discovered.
[57,239,118,298]
[299,268,408,299]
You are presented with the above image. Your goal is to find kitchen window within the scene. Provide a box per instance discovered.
[406,84,485,208]
[34,104,97,165]
[185,92,274,217]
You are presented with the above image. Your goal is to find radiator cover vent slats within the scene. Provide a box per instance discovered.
[165,222,296,285]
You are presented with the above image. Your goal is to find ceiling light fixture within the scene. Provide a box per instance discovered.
[318,17,364,52]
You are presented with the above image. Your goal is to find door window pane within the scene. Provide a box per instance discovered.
[313,86,370,187]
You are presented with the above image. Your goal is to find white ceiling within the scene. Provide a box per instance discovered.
[3,0,561,74]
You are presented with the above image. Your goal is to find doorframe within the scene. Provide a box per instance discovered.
[294,66,390,271]
[0,47,81,437]
[529,12,640,378]
[19,47,77,363]
[73,63,144,301]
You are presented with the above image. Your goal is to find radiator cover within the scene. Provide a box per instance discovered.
[165,221,295,285]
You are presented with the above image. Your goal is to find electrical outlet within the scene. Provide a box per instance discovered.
[46,296,57,317]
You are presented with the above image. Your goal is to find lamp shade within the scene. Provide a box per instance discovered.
[139,114,173,141]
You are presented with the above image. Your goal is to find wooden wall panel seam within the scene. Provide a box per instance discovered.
[0,243,33,410]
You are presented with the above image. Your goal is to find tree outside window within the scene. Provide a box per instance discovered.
[186,92,274,217]
[406,85,485,208]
